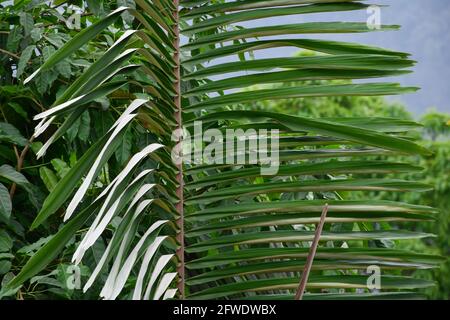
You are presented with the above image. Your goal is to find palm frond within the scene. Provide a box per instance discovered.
[6,0,442,300]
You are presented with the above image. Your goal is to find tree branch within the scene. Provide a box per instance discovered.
[0,48,20,60]
[295,203,329,300]
[9,136,35,199]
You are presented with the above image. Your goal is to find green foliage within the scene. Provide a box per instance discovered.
[0,0,446,300]
[379,140,450,299]
[0,0,124,299]
[252,69,449,299]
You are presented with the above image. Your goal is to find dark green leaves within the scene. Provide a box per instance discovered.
[184,54,415,80]
[31,123,129,229]
[187,230,434,253]
[183,39,409,66]
[24,7,129,84]
[193,111,430,156]
[4,203,99,291]
[187,200,437,221]
[187,179,432,205]
[0,122,28,146]
[183,3,370,34]
[0,184,11,220]
[187,247,445,269]
[186,161,423,189]
[186,83,418,111]
[185,69,412,96]
[189,275,435,300]
[182,22,399,51]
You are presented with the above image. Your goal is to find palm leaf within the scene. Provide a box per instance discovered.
[6,0,441,301]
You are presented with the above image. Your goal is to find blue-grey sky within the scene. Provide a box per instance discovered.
[234,0,450,116]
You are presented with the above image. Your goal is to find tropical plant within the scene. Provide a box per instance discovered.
[1,0,443,300]
[246,72,450,299]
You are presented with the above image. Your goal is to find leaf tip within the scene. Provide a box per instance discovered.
[23,68,40,85]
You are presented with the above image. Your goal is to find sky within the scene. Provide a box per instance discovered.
[235,0,450,116]
[4,0,449,116]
